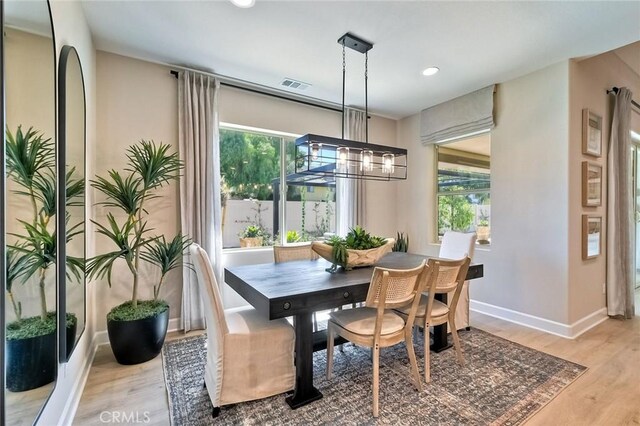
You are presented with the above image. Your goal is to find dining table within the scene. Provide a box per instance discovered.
[224,252,483,409]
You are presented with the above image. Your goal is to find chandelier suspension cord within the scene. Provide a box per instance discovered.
[365,51,368,143]
[341,40,346,140]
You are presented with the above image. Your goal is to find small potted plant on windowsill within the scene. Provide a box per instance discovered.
[476,214,491,244]
[239,225,265,248]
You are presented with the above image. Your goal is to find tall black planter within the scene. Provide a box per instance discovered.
[66,320,77,361]
[6,330,56,392]
[107,308,169,365]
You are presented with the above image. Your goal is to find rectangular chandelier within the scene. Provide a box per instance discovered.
[295,134,408,181]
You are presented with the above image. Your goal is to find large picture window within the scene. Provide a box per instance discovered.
[220,125,336,249]
[436,134,491,244]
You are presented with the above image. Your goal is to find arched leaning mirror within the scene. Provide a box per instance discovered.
[2,0,58,424]
[58,45,86,362]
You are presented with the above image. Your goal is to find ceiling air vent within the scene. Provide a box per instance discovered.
[280,78,311,91]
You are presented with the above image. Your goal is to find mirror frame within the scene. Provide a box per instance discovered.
[2,0,58,422]
[0,2,6,424]
[57,45,87,362]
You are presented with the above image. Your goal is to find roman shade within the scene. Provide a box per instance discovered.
[421,85,495,145]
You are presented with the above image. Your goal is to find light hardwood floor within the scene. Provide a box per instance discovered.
[72,311,640,426]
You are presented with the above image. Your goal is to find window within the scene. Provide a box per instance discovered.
[436,134,491,244]
[220,125,336,249]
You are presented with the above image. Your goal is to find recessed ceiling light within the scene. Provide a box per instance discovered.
[422,67,439,76]
[231,0,255,8]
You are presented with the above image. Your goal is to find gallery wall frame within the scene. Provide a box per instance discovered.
[582,161,602,207]
[582,108,602,157]
[582,214,602,260]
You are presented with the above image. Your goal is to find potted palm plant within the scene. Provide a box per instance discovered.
[87,140,191,365]
[5,126,84,391]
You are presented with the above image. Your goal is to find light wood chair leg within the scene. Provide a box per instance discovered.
[326,323,335,379]
[424,323,431,383]
[405,329,422,392]
[449,316,464,366]
[372,344,380,418]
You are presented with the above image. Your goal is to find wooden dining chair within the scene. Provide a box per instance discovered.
[273,243,319,263]
[394,257,471,383]
[190,244,295,417]
[326,261,427,417]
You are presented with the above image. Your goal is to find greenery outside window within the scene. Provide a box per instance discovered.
[436,137,491,244]
[220,125,336,249]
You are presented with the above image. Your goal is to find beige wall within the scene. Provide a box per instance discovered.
[568,46,640,323]
[396,61,572,325]
[93,51,399,324]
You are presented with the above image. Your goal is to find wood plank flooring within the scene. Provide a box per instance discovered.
[73,311,640,425]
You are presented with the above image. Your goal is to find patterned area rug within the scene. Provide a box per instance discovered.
[162,329,585,425]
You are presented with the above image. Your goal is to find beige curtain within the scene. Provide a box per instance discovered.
[178,71,222,331]
[336,108,366,235]
[606,87,635,318]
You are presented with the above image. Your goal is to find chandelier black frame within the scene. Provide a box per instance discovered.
[295,32,408,181]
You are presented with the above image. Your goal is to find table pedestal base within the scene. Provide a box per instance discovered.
[287,313,323,409]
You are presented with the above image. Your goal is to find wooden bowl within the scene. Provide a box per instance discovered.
[311,239,395,269]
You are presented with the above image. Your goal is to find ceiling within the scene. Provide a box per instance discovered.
[82,1,640,119]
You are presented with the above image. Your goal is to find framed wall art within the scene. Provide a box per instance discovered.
[582,215,602,260]
[582,108,602,157]
[582,161,602,207]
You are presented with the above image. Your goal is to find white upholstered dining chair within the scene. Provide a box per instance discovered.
[394,257,471,383]
[189,244,295,417]
[326,262,427,417]
[439,231,476,330]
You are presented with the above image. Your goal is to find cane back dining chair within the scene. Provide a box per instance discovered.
[394,257,471,383]
[326,261,427,417]
[190,244,295,417]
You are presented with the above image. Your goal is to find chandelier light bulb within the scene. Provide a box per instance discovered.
[310,143,321,161]
[382,153,395,174]
[230,0,255,8]
[361,150,374,172]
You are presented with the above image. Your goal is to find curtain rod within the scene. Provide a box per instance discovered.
[169,69,372,118]
[170,70,360,118]
[607,86,640,109]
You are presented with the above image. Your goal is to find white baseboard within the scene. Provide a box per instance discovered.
[94,317,183,347]
[470,300,608,339]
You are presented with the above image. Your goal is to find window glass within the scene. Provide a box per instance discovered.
[282,139,336,243]
[436,134,491,244]
[220,127,283,248]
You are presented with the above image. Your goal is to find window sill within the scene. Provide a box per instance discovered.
[429,242,492,253]
[223,246,274,254]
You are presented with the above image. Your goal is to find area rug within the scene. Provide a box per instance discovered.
[162,329,586,425]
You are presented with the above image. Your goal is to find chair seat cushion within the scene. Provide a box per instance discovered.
[396,294,449,318]
[329,307,405,336]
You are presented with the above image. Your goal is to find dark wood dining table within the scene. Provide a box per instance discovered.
[224,252,483,409]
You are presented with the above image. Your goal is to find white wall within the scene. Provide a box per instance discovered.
[38,1,97,424]
[396,61,573,331]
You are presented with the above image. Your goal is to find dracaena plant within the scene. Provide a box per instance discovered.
[87,140,191,310]
[5,125,85,323]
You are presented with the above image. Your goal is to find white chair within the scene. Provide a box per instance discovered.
[190,244,295,417]
[439,231,476,330]
[326,262,427,417]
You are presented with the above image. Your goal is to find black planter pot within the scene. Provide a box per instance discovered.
[107,308,169,365]
[6,330,56,392]
[66,320,78,361]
